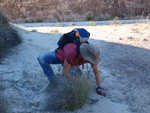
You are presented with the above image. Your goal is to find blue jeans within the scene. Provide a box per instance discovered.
[37,51,82,81]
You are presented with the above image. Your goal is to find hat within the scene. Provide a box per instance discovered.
[80,43,101,64]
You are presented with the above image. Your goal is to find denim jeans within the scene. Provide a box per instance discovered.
[37,51,82,81]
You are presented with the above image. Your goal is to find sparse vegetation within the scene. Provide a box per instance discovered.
[0,13,22,60]
[57,16,61,22]
[0,13,9,25]
[89,21,96,26]
[86,14,94,21]
[47,75,91,112]
[25,19,43,23]
[24,19,30,23]
[36,18,43,23]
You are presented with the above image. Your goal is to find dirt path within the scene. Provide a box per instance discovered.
[0,23,150,113]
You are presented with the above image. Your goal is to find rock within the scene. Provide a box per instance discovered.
[50,29,59,33]
[31,102,39,107]
[143,39,148,41]
[0,0,149,22]
[31,29,37,32]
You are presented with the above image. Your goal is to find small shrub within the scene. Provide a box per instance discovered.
[57,16,61,22]
[89,21,96,26]
[36,18,43,23]
[0,14,22,60]
[24,19,30,23]
[107,16,116,20]
[64,77,90,111]
[0,13,9,25]
[86,14,93,21]
[46,76,91,112]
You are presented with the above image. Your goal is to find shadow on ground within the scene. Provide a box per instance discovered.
[0,25,150,113]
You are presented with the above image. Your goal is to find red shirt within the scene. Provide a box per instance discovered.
[55,43,87,66]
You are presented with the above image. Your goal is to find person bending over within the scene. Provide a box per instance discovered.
[37,43,106,96]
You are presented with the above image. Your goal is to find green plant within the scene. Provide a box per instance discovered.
[89,21,93,26]
[24,19,29,23]
[64,77,90,111]
[57,16,61,22]
[47,75,91,112]
[108,16,116,20]
[86,14,93,21]
[89,21,96,26]
[0,14,22,60]
[36,18,43,23]
[0,13,9,25]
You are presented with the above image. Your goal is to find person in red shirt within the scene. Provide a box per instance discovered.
[37,43,106,96]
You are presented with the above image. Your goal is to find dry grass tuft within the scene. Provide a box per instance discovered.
[46,75,91,112]
[0,13,22,60]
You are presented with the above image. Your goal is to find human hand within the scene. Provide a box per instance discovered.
[96,87,106,97]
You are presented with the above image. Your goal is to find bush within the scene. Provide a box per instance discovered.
[64,77,90,111]
[86,14,93,21]
[0,13,22,60]
[0,13,9,25]
[46,76,91,112]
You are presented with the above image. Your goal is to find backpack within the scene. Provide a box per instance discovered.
[57,28,90,58]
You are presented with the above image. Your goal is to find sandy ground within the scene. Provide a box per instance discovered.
[0,22,150,113]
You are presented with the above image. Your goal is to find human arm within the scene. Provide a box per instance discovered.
[62,59,76,81]
[91,63,101,87]
[91,63,106,96]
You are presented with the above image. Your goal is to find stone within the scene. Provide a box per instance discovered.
[31,29,37,32]
[31,102,39,107]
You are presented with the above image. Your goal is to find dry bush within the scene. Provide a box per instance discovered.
[46,75,91,112]
[0,13,22,60]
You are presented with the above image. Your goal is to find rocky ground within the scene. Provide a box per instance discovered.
[0,22,150,113]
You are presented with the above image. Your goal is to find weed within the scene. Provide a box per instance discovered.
[86,14,93,21]
[64,77,90,111]
[24,19,30,23]
[107,16,116,21]
[46,75,91,112]
[0,14,22,60]
[0,13,9,25]
[57,16,61,22]
[89,21,96,26]
[36,18,43,23]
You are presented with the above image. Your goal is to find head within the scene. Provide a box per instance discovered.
[80,43,100,64]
